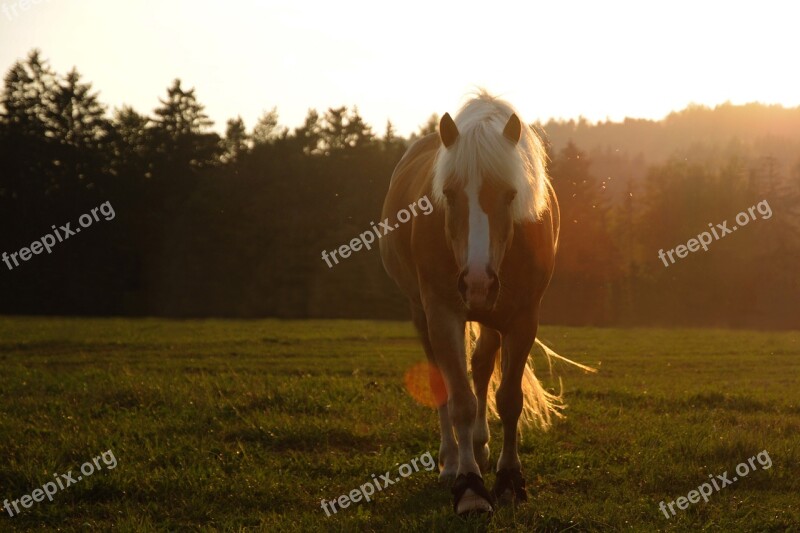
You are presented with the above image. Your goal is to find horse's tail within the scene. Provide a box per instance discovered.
[465,322,596,430]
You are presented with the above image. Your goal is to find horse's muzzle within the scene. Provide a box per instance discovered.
[458,268,499,311]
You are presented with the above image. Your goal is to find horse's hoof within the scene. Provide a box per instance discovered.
[492,467,528,505]
[456,489,493,515]
[452,472,494,515]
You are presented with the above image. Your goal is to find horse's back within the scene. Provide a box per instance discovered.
[386,133,439,202]
[380,133,440,301]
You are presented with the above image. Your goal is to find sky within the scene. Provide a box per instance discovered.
[1,0,799,136]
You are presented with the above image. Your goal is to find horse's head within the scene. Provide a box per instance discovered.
[436,111,522,311]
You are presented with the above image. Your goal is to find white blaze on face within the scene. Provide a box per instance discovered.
[466,179,490,279]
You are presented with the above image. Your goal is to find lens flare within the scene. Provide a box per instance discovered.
[403,362,447,408]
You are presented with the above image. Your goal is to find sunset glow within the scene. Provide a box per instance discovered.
[1,0,798,134]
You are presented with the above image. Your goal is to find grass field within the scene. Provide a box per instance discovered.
[0,318,798,532]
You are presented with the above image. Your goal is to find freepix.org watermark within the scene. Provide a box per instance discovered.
[2,0,53,22]
[3,449,118,518]
[658,449,772,519]
[2,201,115,271]
[321,195,432,268]
[320,451,436,516]
[658,199,772,267]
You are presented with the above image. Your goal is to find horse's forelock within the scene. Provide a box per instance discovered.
[432,92,549,222]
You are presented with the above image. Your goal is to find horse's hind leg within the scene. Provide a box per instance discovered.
[411,305,457,482]
[471,324,501,474]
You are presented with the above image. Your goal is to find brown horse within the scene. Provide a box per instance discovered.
[381,91,590,515]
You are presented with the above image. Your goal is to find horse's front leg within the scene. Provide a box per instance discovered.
[425,302,494,515]
[471,325,501,474]
[493,314,537,504]
[410,305,458,481]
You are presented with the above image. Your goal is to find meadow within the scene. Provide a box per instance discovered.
[0,317,798,532]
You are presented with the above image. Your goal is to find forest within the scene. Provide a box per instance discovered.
[1,50,798,328]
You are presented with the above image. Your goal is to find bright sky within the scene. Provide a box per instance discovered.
[1,1,798,136]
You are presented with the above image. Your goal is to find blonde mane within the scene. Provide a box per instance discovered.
[432,90,550,222]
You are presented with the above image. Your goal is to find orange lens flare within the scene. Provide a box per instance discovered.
[403,362,447,408]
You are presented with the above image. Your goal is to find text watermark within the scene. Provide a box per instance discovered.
[320,451,435,516]
[2,0,54,22]
[658,199,772,267]
[658,449,772,519]
[3,449,118,518]
[2,200,115,271]
[321,195,432,269]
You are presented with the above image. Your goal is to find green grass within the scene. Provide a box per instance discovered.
[0,318,798,532]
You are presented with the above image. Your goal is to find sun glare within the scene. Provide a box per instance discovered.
[0,1,797,133]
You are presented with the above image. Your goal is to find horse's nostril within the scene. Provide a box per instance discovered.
[487,270,499,291]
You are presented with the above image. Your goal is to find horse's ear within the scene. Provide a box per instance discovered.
[439,113,459,148]
[503,113,522,145]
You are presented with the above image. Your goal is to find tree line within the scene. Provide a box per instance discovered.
[1,50,798,328]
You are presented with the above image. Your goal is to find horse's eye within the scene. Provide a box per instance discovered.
[443,189,456,203]
[505,190,517,204]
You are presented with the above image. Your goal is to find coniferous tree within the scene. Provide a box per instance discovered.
[151,78,219,173]
[252,107,282,145]
[295,109,322,155]
[0,49,59,202]
[223,116,249,163]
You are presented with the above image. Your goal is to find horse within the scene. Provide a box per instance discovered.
[380,91,590,515]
